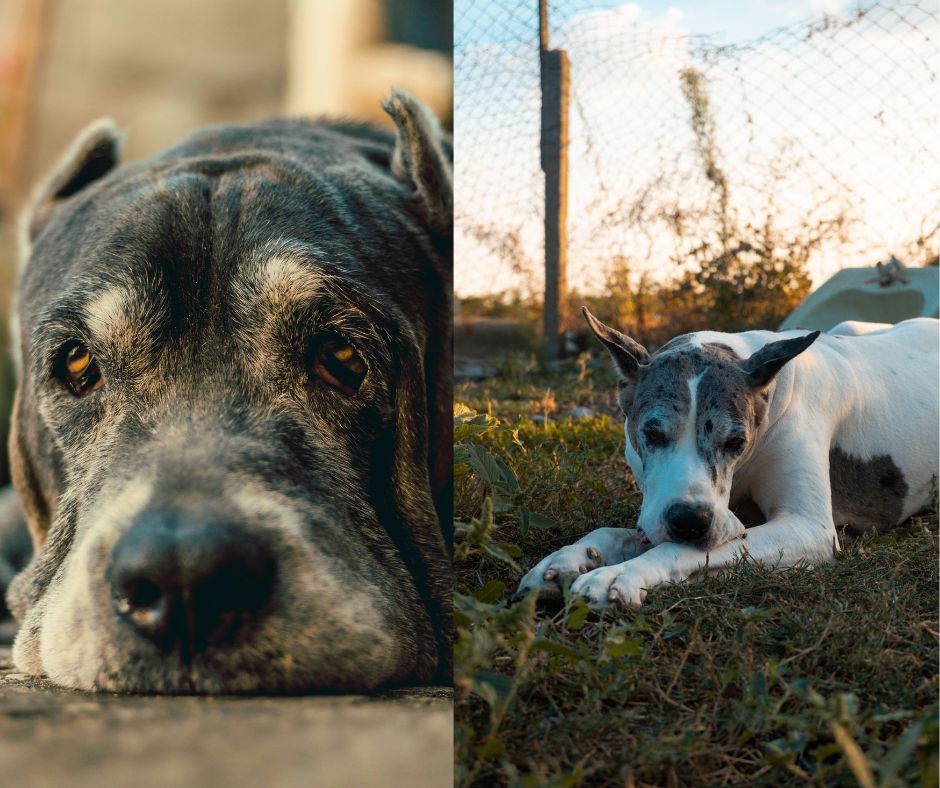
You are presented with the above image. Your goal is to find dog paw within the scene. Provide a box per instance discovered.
[513,543,605,602]
[571,564,649,608]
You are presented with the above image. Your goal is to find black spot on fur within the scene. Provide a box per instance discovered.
[830,447,908,537]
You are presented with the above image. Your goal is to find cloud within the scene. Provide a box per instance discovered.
[808,0,847,14]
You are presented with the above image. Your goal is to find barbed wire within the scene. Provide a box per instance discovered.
[454,0,939,315]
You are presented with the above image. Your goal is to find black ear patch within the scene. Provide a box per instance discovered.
[382,89,452,232]
[742,331,821,388]
[582,306,650,382]
[25,118,123,243]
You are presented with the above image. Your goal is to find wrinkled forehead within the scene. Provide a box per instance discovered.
[21,172,405,356]
[25,240,397,372]
[632,343,751,423]
[21,165,402,322]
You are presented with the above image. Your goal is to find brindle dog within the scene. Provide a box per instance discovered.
[3,90,452,693]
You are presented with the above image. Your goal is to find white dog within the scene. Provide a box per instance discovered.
[517,310,939,607]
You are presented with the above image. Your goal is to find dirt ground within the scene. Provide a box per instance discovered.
[0,637,452,788]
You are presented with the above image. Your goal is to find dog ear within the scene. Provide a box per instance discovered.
[582,306,650,381]
[742,331,821,388]
[22,118,123,246]
[7,389,59,553]
[381,90,452,531]
[382,89,452,232]
[376,331,452,682]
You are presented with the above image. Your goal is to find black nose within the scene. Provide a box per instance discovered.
[665,501,713,542]
[108,511,277,658]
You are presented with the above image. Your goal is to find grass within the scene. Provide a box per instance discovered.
[454,354,939,787]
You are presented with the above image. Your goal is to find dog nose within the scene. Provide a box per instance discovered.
[108,512,276,657]
[664,501,713,542]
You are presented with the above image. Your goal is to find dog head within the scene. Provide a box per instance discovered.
[7,91,453,693]
[583,308,818,549]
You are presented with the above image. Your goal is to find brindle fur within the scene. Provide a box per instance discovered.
[623,342,768,490]
[4,91,453,693]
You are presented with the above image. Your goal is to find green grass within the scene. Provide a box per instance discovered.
[454,355,939,787]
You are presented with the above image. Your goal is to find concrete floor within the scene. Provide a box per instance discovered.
[0,642,453,788]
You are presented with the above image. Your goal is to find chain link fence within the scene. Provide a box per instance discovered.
[454,0,938,337]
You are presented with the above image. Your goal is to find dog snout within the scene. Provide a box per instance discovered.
[664,501,713,543]
[108,510,277,657]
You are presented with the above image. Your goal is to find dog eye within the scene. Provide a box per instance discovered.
[723,435,746,455]
[57,341,104,397]
[308,333,367,395]
[643,427,668,447]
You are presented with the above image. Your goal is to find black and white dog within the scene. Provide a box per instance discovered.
[4,91,453,693]
[518,309,939,607]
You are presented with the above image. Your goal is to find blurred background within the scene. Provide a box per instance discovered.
[454,0,938,363]
[0,0,453,485]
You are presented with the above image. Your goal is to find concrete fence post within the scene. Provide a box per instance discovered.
[539,0,569,359]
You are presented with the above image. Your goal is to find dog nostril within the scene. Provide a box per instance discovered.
[113,577,167,636]
[115,578,163,612]
[109,514,277,657]
[113,580,168,636]
[109,531,178,648]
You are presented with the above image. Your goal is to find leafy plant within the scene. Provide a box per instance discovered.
[454,404,555,545]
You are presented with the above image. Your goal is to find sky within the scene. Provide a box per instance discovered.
[453,0,938,298]
[455,0,862,46]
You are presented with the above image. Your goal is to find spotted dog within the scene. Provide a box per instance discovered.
[4,91,453,693]
[517,308,939,607]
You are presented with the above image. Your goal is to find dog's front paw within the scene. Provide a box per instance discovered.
[513,543,605,602]
[571,563,650,608]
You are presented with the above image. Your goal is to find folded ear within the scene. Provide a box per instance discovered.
[382,89,452,232]
[5,381,66,621]
[8,388,59,552]
[22,118,123,248]
[582,306,650,382]
[742,331,821,388]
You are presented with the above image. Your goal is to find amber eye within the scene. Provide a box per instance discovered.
[308,334,367,395]
[643,427,668,448]
[57,341,104,397]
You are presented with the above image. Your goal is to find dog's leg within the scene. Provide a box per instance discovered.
[572,514,835,606]
[514,527,651,601]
